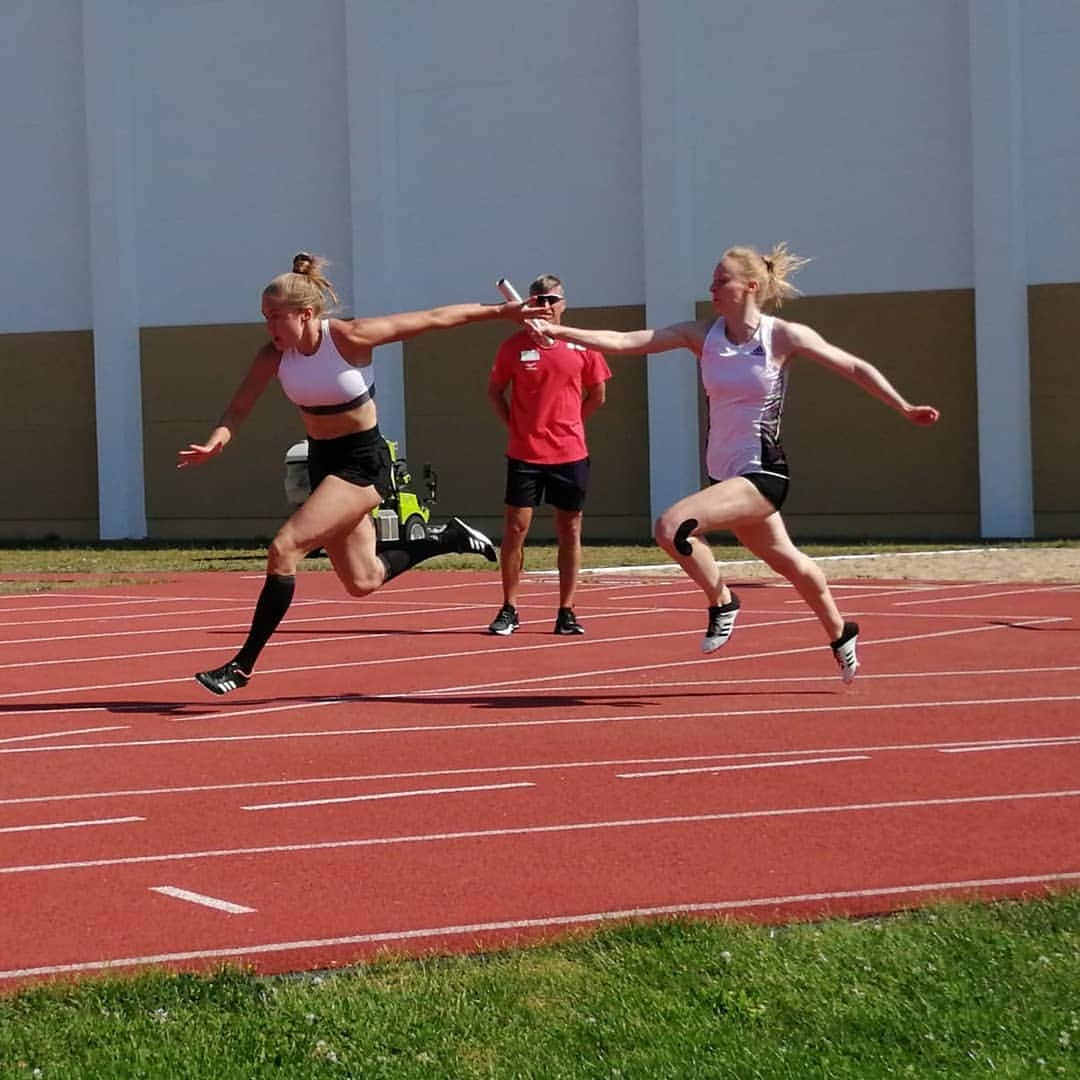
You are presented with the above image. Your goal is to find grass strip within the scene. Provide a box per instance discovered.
[1,896,1077,1078]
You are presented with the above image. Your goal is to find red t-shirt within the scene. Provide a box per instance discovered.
[489,330,612,464]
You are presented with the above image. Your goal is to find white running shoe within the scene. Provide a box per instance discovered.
[831,621,860,683]
[443,517,497,562]
[702,592,740,654]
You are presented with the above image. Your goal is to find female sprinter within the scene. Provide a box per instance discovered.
[528,244,940,682]
[178,252,530,695]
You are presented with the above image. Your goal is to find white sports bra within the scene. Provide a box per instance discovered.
[277,320,375,415]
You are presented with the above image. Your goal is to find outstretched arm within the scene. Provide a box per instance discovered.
[335,301,526,352]
[529,316,710,357]
[778,320,940,425]
[176,345,280,468]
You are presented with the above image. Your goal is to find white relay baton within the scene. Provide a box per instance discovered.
[497,278,554,346]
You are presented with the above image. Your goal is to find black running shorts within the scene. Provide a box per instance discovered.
[306,426,393,500]
[709,470,789,511]
[505,456,590,512]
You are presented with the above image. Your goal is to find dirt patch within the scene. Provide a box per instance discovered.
[592,546,1080,585]
[729,547,1080,584]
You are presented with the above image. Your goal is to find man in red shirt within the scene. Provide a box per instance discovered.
[487,275,612,635]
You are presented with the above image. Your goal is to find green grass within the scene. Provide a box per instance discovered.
[0,536,1075,581]
[1,897,1077,1078]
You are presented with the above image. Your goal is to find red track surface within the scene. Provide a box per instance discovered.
[1,567,1078,991]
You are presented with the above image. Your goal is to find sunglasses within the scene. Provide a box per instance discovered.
[531,294,565,306]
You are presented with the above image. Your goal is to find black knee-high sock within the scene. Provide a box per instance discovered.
[232,573,295,673]
[377,537,449,582]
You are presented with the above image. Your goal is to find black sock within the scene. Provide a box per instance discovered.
[376,537,449,582]
[233,573,296,673]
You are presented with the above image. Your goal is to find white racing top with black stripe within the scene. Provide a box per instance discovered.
[699,314,788,482]
[277,319,375,414]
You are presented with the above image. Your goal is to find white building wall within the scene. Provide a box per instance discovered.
[1022,0,1080,285]
[1,0,1078,535]
[128,0,354,327]
[684,0,974,297]
[0,0,91,333]
[5,2,1079,325]
[388,0,643,311]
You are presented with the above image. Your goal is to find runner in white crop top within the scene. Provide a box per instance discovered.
[528,243,939,684]
[277,318,375,414]
[177,251,533,695]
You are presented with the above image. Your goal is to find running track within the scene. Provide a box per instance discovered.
[1,567,1078,991]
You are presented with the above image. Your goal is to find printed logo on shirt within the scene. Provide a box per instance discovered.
[751,345,766,357]
[519,349,540,370]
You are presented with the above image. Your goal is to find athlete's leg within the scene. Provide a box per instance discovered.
[499,504,533,607]
[281,476,383,591]
[731,513,845,640]
[323,506,498,596]
[553,507,583,610]
[653,478,774,605]
[195,476,378,694]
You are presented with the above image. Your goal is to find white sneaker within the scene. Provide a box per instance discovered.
[443,517,497,562]
[702,592,740,654]
[831,621,860,683]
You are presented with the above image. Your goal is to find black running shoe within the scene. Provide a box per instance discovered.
[488,602,519,636]
[553,607,585,635]
[702,592,740,654]
[195,661,251,696]
[831,621,860,683]
[442,516,497,562]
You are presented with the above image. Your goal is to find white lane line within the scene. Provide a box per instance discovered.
[0,602,490,653]
[5,730,1079,807]
[0,726,127,745]
[0,603,255,631]
[4,694,1080,758]
[784,583,986,604]
[535,548,1002,578]
[940,738,1080,755]
[896,586,1080,607]
[618,755,870,778]
[0,816,143,834]
[367,663,1080,695]
[389,619,1061,697]
[0,596,183,612]
[0,617,724,696]
[4,866,1078,983]
[149,886,255,915]
[3,787,1078,876]
[242,781,534,812]
[0,609,1057,701]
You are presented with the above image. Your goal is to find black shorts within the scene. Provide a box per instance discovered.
[306,426,393,500]
[709,470,789,511]
[506,456,590,512]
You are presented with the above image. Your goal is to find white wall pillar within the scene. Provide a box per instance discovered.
[344,0,406,450]
[969,0,1033,538]
[82,0,146,538]
[637,0,701,524]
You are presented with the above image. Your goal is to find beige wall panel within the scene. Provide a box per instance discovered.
[141,325,305,539]
[1029,283,1080,538]
[0,331,98,539]
[403,306,651,541]
[697,290,979,539]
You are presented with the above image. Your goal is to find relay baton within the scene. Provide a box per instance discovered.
[497,277,554,346]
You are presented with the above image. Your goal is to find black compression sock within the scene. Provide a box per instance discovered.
[376,537,447,582]
[232,573,296,673]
